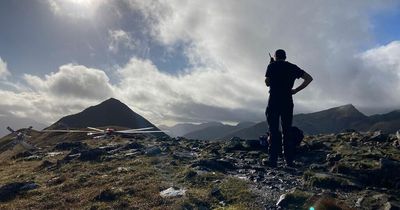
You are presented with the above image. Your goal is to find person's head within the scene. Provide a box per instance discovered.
[275,49,286,61]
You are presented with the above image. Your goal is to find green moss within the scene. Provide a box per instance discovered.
[304,171,360,190]
[219,178,259,209]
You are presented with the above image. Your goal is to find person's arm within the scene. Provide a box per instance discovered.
[292,72,313,95]
[265,77,270,86]
[265,64,272,86]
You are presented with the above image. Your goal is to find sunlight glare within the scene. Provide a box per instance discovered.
[49,0,102,19]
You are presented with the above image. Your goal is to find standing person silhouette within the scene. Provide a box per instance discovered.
[265,49,313,167]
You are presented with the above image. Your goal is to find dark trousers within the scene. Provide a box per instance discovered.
[266,99,294,163]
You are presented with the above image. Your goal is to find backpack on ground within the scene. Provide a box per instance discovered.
[290,126,304,148]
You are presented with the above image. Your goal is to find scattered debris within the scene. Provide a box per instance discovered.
[47,152,63,157]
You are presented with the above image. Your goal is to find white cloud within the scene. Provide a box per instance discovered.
[108,29,136,53]
[0,64,114,124]
[0,57,11,79]
[353,41,400,108]
[122,0,400,115]
[23,64,114,100]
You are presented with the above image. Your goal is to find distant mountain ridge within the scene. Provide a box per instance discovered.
[0,115,47,137]
[46,98,164,136]
[161,122,224,137]
[225,104,400,139]
[160,121,256,140]
[184,121,256,140]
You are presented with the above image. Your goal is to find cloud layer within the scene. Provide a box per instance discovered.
[1,1,400,126]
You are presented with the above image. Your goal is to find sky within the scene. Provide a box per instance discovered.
[0,0,400,126]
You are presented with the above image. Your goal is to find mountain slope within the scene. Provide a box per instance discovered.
[46,98,163,134]
[225,104,400,139]
[184,122,256,140]
[161,122,224,137]
[365,110,400,133]
[292,104,368,134]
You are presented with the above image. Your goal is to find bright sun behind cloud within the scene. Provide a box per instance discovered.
[48,0,102,19]
[68,0,92,5]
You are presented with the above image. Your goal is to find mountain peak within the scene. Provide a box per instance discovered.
[102,98,123,104]
[47,98,161,132]
[331,104,366,117]
[337,104,356,110]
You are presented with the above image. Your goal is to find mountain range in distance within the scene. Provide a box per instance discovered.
[1,98,399,140]
[162,104,400,140]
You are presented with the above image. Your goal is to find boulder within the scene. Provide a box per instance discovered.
[243,140,262,150]
[0,181,38,202]
[47,176,66,186]
[375,158,400,187]
[160,187,186,198]
[54,142,88,151]
[79,148,106,161]
[393,139,400,149]
[224,138,245,152]
[276,189,313,208]
[145,147,162,156]
[369,131,389,142]
[210,188,224,201]
[35,160,55,171]
[326,153,342,163]
[94,189,119,202]
[383,201,400,210]
[12,151,33,159]
[123,142,144,150]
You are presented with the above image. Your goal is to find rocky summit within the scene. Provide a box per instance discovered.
[0,130,399,209]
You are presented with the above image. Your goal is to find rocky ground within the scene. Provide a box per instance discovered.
[0,130,399,209]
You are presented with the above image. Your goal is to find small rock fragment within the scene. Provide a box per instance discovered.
[160,187,186,198]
